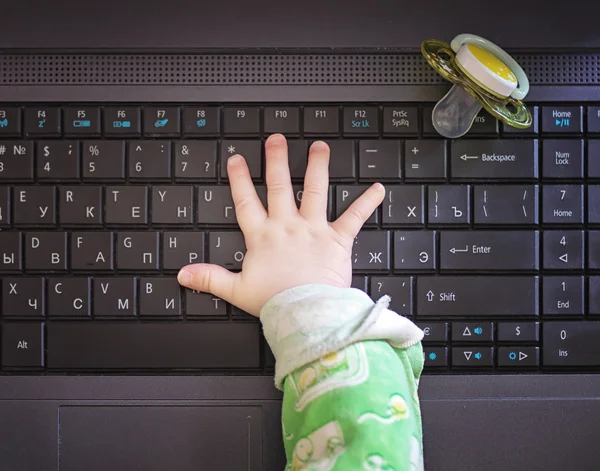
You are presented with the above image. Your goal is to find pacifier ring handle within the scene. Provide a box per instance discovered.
[450,33,529,100]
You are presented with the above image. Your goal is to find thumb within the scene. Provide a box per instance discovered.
[177,263,237,303]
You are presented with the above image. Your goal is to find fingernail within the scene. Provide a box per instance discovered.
[177,268,193,287]
[266,133,285,145]
[228,154,242,164]
[374,182,385,191]
[311,140,329,151]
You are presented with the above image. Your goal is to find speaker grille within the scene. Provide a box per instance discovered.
[0,53,598,85]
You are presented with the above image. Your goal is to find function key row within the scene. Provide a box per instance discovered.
[2,104,596,137]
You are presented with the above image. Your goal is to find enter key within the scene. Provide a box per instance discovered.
[440,231,539,271]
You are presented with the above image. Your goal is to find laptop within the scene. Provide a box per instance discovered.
[0,0,599,470]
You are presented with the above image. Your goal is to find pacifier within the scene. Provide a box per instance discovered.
[421,33,532,138]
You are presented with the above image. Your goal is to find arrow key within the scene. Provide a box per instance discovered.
[498,347,539,367]
[542,230,584,270]
[451,347,493,368]
[452,322,494,342]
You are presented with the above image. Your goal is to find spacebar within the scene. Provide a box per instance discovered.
[47,323,260,369]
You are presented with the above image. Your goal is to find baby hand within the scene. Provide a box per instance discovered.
[177,133,384,316]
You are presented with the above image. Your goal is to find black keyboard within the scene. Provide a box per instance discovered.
[0,102,599,374]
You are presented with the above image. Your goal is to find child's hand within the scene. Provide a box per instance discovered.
[177,133,385,317]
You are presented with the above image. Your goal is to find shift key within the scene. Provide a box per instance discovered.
[417,276,539,316]
[451,140,538,180]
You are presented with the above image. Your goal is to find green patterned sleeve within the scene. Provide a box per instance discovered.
[260,284,425,471]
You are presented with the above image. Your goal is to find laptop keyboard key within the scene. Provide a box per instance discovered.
[14,186,56,226]
[208,232,246,270]
[36,141,80,180]
[264,107,300,135]
[450,139,538,180]
[382,106,419,135]
[542,184,583,224]
[0,107,21,136]
[174,141,217,181]
[151,186,193,225]
[404,140,447,181]
[542,276,584,316]
[223,107,260,136]
[128,141,171,180]
[288,140,308,180]
[24,107,61,136]
[182,106,220,136]
[2,277,44,317]
[103,106,141,136]
[394,230,436,271]
[542,140,584,179]
[370,276,413,315]
[440,231,539,271]
[417,322,448,343]
[63,107,101,136]
[143,107,181,136]
[2,323,44,368]
[25,232,67,271]
[428,185,470,225]
[452,322,494,342]
[497,347,539,367]
[358,140,401,181]
[116,232,159,271]
[497,322,540,343]
[452,347,493,368]
[424,347,448,368]
[417,276,539,317]
[71,232,113,271]
[473,185,538,225]
[382,185,424,227]
[352,231,390,272]
[0,232,21,271]
[0,141,33,180]
[220,140,262,180]
[543,322,600,366]
[163,232,205,270]
[82,140,126,180]
[105,186,148,225]
[336,185,378,226]
[0,186,9,227]
[139,277,182,317]
[542,106,583,134]
[186,290,227,317]
[47,323,260,369]
[542,230,584,270]
[322,140,356,181]
[467,111,498,135]
[47,277,91,317]
[343,106,378,136]
[59,186,102,225]
[93,277,136,317]
[304,106,339,135]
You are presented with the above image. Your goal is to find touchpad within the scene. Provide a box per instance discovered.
[58,406,262,471]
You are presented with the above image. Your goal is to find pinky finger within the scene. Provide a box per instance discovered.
[331,183,385,240]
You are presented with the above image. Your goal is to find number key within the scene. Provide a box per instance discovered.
[543,231,584,270]
[128,141,171,180]
[36,141,79,180]
[82,141,125,180]
[0,141,33,180]
[174,141,217,181]
[543,185,583,224]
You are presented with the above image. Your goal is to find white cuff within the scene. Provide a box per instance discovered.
[260,284,424,390]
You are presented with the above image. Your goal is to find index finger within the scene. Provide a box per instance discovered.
[228,154,268,232]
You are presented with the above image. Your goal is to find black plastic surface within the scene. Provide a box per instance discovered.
[0,375,599,471]
[0,0,599,50]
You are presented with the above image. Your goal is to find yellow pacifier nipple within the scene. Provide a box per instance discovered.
[421,34,532,138]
